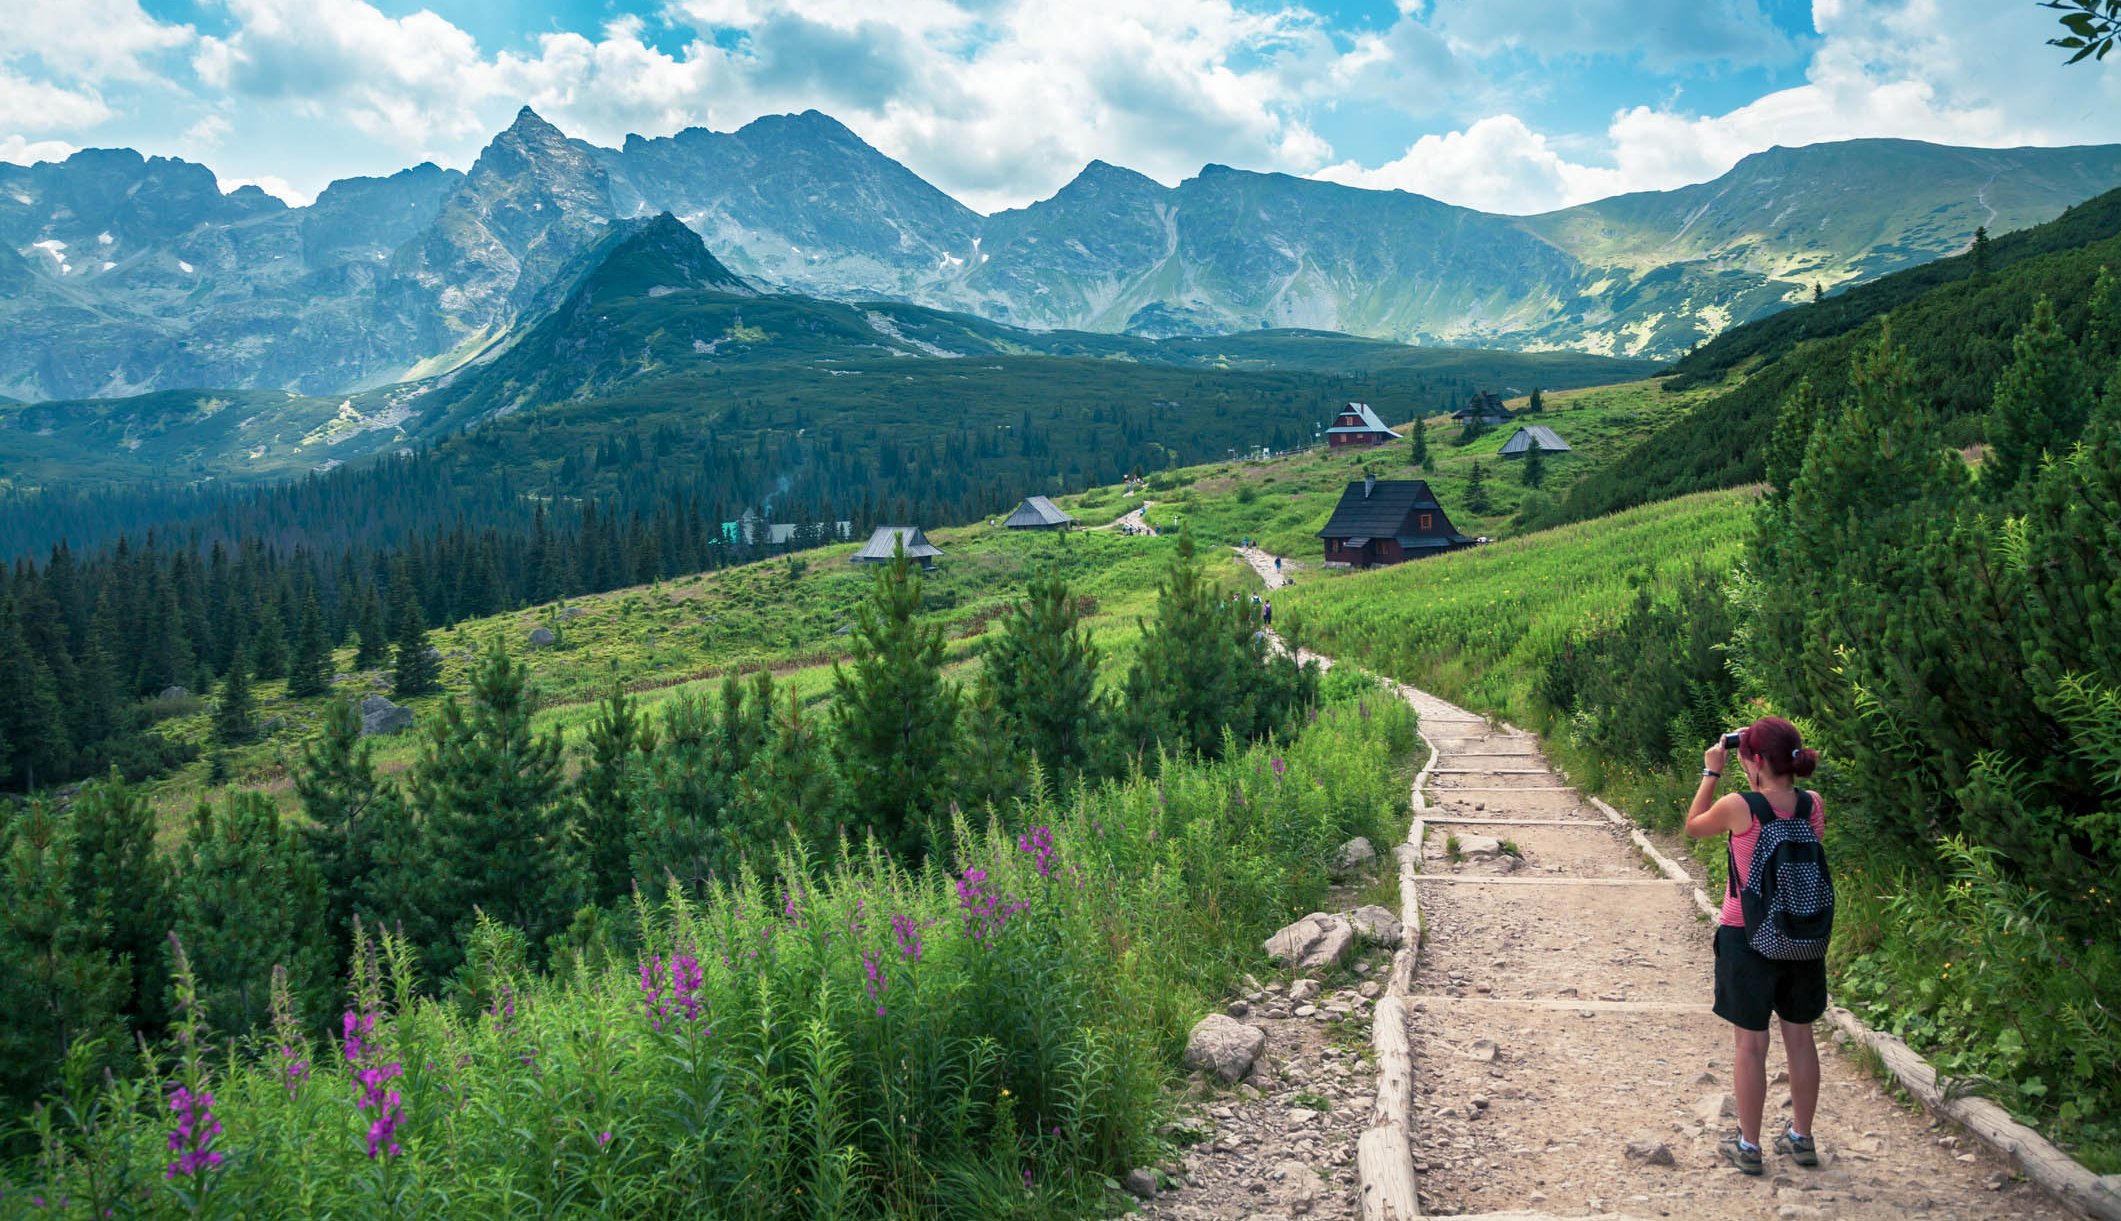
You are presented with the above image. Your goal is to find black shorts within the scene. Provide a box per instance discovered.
[1713,924,1828,1031]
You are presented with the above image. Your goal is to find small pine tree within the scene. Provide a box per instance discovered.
[982,570,1104,781]
[1812,282,1824,305]
[1987,296,2094,493]
[390,578,440,698]
[0,799,127,1114]
[1527,388,1545,413]
[1970,225,1991,278]
[169,790,333,1035]
[1465,460,1493,513]
[213,655,255,745]
[1408,418,1429,469]
[248,601,287,681]
[411,641,572,967]
[727,690,842,869]
[1520,445,1546,488]
[627,692,730,900]
[287,588,331,699]
[574,677,652,906]
[829,544,960,858]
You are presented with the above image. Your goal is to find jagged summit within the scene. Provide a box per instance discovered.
[581,211,751,298]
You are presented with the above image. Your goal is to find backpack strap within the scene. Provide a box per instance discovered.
[1728,791,1771,903]
[1795,790,1815,822]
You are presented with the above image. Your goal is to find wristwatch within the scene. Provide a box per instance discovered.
[1702,768,1721,778]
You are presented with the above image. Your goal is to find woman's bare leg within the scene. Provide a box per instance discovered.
[1782,1019,1820,1136]
[1733,1024,1771,1144]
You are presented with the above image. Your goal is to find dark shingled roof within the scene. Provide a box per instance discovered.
[1001,495,1076,528]
[1498,425,1571,456]
[1316,479,1469,546]
[853,525,942,562]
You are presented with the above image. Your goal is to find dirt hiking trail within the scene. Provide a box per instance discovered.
[1172,545,2079,1221]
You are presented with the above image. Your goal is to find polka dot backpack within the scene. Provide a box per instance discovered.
[1732,790,1836,961]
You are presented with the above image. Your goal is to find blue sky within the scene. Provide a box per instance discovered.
[3,0,2114,213]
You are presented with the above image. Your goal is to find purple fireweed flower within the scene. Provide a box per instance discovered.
[862,949,888,1016]
[487,983,518,1037]
[343,1010,405,1160]
[672,953,704,1024]
[281,1047,310,1100]
[1016,825,1056,876]
[891,914,925,963]
[639,953,709,1032]
[597,1131,613,1149]
[848,898,867,937]
[164,1086,224,1180]
[1271,758,1286,777]
[957,869,1029,943]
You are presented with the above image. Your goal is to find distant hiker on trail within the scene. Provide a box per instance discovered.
[1685,716,1830,1177]
[1274,556,1282,573]
[1262,600,1272,627]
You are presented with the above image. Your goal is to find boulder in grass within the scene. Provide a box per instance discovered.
[1183,1013,1266,1083]
[158,685,188,701]
[1344,904,1404,947]
[358,695,413,737]
[1330,836,1377,878]
[528,626,556,646]
[1263,913,1355,972]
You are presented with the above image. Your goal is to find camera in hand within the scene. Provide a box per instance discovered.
[1721,731,1744,751]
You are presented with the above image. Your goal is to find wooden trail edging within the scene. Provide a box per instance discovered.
[1587,796,2121,1221]
[1355,679,1436,1221]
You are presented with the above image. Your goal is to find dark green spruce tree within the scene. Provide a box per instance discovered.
[410,641,571,966]
[248,599,287,682]
[0,800,126,1115]
[212,653,255,745]
[169,790,333,1034]
[981,569,1104,781]
[727,690,842,872]
[296,696,388,966]
[67,769,170,1033]
[574,676,653,906]
[1465,460,1493,513]
[390,574,440,698]
[1520,445,1546,488]
[1408,418,1430,470]
[0,592,70,791]
[628,692,731,900]
[351,584,390,672]
[287,587,331,699]
[829,545,960,857]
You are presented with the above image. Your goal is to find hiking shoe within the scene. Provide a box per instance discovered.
[1718,1133,1764,1176]
[1776,1128,1821,1167]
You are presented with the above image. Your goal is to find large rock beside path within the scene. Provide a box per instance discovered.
[1343,904,1404,947]
[1329,836,1377,879]
[359,695,414,737]
[1183,1013,1266,1082]
[1263,913,1355,972]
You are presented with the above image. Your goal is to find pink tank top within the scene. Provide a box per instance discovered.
[1721,791,1825,927]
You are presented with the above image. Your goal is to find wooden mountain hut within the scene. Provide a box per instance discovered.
[1001,495,1077,530]
[1452,390,1509,425]
[1316,474,1471,569]
[852,525,942,568]
[1497,425,1571,458]
[1324,402,1402,448]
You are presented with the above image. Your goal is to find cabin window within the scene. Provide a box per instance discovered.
[1419,513,1432,530]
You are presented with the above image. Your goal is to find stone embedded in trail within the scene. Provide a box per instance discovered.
[1455,834,1505,861]
[1184,1013,1266,1082]
[1330,836,1377,878]
[1344,904,1403,947]
[358,695,413,736]
[1288,979,1321,1003]
[1263,913,1355,972]
[1466,1038,1501,1063]
[1625,1138,1677,1167]
[1692,1093,1737,1126]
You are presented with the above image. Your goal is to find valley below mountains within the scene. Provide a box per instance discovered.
[5,106,2121,402]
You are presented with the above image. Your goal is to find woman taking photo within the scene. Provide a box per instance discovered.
[1685,716,1825,1175]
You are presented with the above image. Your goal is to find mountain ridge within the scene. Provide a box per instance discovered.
[5,111,2121,400]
